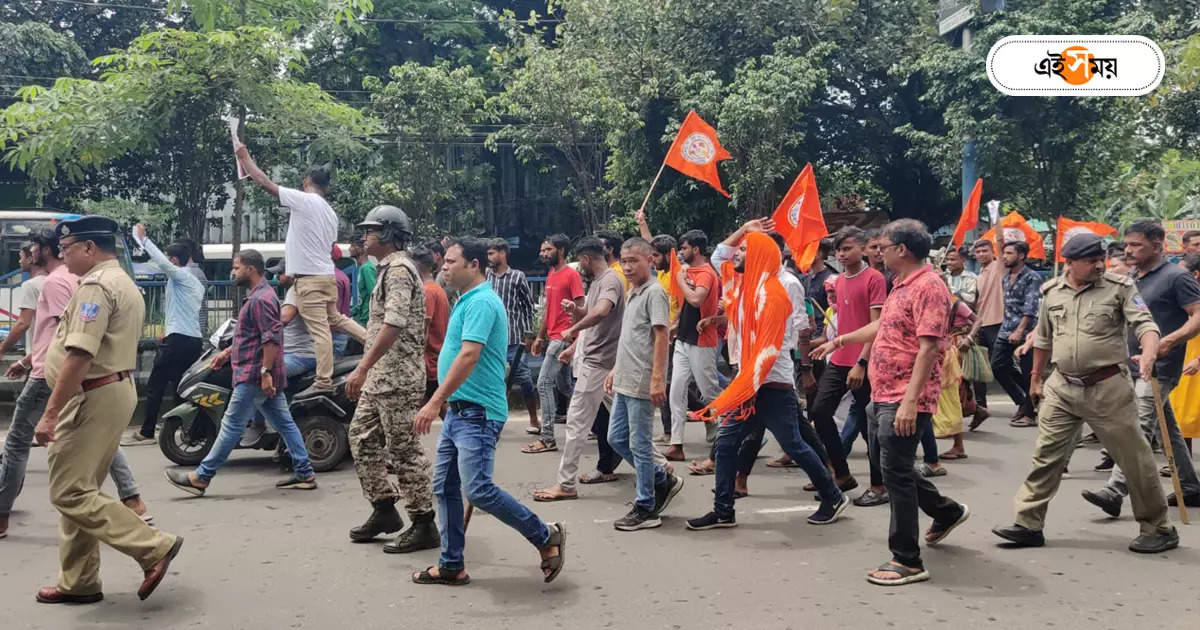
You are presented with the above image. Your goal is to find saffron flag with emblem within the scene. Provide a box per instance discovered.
[663,110,732,197]
[1055,216,1117,262]
[951,178,983,249]
[770,163,827,272]
[980,211,1047,259]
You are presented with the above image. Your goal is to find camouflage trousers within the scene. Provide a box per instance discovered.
[349,389,433,516]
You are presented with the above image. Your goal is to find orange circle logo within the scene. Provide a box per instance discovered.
[1057,46,1095,85]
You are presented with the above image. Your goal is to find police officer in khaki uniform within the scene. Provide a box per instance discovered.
[32,216,183,604]
[344,206,438,553]
[992,233,1178,554]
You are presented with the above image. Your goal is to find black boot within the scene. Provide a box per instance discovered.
[383,511,440,554]
[349,500,404,542]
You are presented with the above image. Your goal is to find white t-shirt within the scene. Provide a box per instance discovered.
[279,186,337,276]
[18,274,45,350]
[766,269,808,385]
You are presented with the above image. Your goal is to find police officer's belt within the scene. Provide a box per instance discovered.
[1058,364,1120,387]
[81,371,130,393]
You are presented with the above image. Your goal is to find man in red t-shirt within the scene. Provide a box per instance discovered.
[525,234,585,453]
[808,226,888,506]
[412,248,449,403]
[664,230,722,462]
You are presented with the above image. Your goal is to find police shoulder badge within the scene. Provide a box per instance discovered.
[1132,295,1149,311]
[80,303,100,321]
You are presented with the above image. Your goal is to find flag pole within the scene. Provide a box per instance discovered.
[637,158,670,215]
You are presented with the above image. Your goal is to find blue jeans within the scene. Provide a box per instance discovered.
[506,344,535,398]
[607,394,668,511]
[285,355,317,380]
[333,332,349,357]
[433,404,550,571]
[195,383,314,482]
[713,387,841,518]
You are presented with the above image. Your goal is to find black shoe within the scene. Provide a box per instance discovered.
[1167,493,1200,507]
[992,524,1045,547]
[685,512,737,530]
[349,501,404,542]
[1160,465,1172,478]
[1094,454,1114,472]
[383,512,440,554]
[1129,527,1179,553]
[852,488,889,507]
[295,383,336,399]
[653,473,684,515]
[614,507,663,531]
[1081,488,1122,518]
[164,469,205,497]
[275,474,317,490]
[807,494,849,525]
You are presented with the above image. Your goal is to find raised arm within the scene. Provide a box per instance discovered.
[233,141,280,199]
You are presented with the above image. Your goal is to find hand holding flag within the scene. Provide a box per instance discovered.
[663,110,732,197]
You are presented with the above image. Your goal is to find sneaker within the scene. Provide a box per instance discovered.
[1094,454,1114,472]
[685,511,736,530]
[1160,465,1172,478]
[294,384,336,400]
[704,421,718,444]
[807,494,849,525]
[853,488,889,507]
[121,432,155,447]
[614,507,663,531]
[240,422,267,447]
[276,475,318,490]
[653,473,684,515]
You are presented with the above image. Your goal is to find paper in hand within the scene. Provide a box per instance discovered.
[986,200,1000,226]
[225,116,248,180]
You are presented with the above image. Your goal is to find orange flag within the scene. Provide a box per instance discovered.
[980,211,1047,259]
[667,248,684,303]
[1055,217,1117,262]
[951,178,983,249]
[770,163,827,272]
[664,110,732,197]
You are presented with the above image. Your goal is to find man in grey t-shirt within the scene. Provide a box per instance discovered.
[533,237,626,502]
[604,237,683,530]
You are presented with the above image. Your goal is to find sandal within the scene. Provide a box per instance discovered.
[522,440,558,454]
[539,522,567,583]
[412,566,470,586]
[939,451,968,460]
[920,464,947,478]
[533,487,578,502]
[688,460,715,476]
[1009,416,1037,427]
[926,504,970,546]
[866,561,930,586]
[767,456,798,468]
[578,471,619,484]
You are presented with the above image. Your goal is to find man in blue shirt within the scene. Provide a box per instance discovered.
[994,241,1042,427]
[411,237,565,586]
[124,224,207,445]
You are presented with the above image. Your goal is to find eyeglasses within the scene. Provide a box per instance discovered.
[59,239,88,254]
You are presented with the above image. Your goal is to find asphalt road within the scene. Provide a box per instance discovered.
[2,395,1199,630]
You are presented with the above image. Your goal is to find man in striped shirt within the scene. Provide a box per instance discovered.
[487,238,538,432]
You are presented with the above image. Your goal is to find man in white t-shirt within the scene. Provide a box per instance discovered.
[234,141,366,398]
[0,244,46,358]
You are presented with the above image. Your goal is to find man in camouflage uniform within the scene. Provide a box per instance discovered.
[344,205,439,554]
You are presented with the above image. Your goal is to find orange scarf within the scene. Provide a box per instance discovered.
[691,232,790,423]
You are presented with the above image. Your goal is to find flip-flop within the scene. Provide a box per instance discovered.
[766,457,798,468]
[688,461,715,476]
[939,451,968,460]
[578,472,619,484]
[412,566,470,586]
[867,561,930,586]
[533,489,578,502]
[920,464,947,478]
[522,441,558,454]
[926,504,970,546]
[1009,417,1037,427]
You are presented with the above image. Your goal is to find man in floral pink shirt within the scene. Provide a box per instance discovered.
[813,219,968,587]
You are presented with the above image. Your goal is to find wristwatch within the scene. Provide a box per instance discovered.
[260,366,272,376]
[857,358,868,368]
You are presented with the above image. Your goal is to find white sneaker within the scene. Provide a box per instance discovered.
[120,432,156,447]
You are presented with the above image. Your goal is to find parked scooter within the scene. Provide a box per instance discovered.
[158,319,357,472]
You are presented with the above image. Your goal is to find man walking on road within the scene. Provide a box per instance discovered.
[994,241,1041,427]
[350,236,377,328]
[342,206,440,554]
[1082,221,1200,515]
[166,249,318,495]
[411,237,565,586]
[524,234,584,454]
[32,216,181,604]
[487,238,539,433]
[0,243,44,359]
[235,140,366,398]
[993,233,1177,554]
[533,237,626,501]
[124,224,206,445]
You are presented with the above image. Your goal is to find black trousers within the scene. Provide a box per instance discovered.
[592,403,620,474]
[809,363,872,479]
[990,333,1035,418]
[140,333,204,437]
[735,393,828,475]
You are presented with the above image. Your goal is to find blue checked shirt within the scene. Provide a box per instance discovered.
[998,265,1043,341]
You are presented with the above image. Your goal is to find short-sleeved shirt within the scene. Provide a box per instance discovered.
[282,289,314,360]
[999,265,1043,341]
[676,264,720,347]
[975,261,1005,327]
[31,266,78,379]
[578,268,625,370]
[613,280,669,398]
[18,274,45,350]
[439,282,509,422]
[44,260,146,385]
[229,277,285,388]
[830,266,887,367]
[1034,273,1158,375]
[363,251,426,396]
[1126,260,1200,380]
[279,186,337,277]
[655,269,681,323]
[423,280,450,382]
[802,267,833,311]
[868,265,951,412]
[543,265,584,340]
[766,270,809,385]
